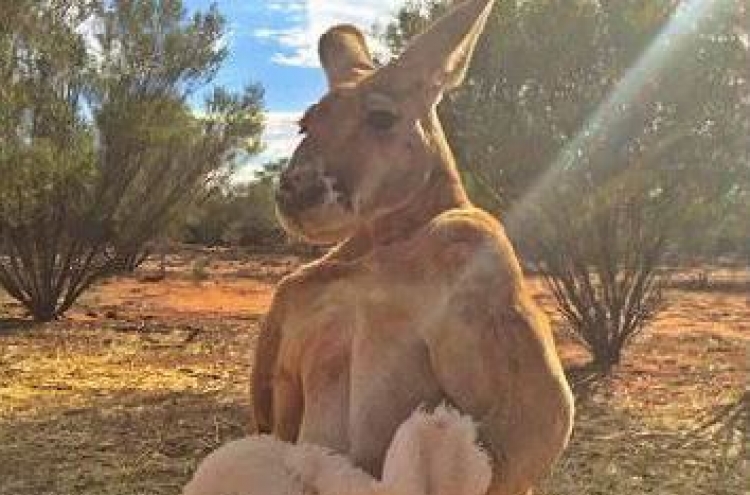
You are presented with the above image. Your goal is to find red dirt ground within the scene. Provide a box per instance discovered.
[0,253,747,495]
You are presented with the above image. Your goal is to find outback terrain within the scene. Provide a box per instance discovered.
[0,252,747,495]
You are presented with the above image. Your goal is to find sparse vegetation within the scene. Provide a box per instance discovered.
[179,161,286,249]
[0,254,747,495]
[0,0,264,321]
[534,172,671,371]
[190,256,211,283]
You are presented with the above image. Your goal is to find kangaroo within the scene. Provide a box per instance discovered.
[252,1,574,494]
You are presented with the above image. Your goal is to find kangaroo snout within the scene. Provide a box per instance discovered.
[276,171,324,212]
[276,159,353,217]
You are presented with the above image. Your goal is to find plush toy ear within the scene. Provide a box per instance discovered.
[319,24,376,88]
[382,406,492,495]
[383,0,495,107]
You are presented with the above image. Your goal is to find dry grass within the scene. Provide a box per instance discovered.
[0,254,748,495]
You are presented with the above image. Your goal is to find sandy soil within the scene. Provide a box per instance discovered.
[0,253,747,495]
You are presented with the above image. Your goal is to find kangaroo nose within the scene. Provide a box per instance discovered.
[278,165,314,194]
[276,166,327,212]
[278,172,295,194]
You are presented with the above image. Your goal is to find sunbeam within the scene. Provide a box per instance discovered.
[504,0,738,232]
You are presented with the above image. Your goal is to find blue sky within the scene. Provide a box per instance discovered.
[182,0,402,177]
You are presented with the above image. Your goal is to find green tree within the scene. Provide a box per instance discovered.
[0,0,265,321]
[180,159,286,247]
[90,0,264,269]
[0,0,99,322]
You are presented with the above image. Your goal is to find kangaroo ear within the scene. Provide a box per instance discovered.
[319,25,376,88]
[386,0,495,107]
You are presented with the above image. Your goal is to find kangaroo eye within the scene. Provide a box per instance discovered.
[366,110,399,131]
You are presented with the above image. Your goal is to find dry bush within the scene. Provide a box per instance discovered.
[531,172,673,372]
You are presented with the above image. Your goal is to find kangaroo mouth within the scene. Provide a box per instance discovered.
[274,172,358,245]
[276,181,326,212]
[275,175,353,216]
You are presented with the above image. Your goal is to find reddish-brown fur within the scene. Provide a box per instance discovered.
[252,1,574,494]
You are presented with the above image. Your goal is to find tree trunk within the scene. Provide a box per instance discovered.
[28,301,58,323]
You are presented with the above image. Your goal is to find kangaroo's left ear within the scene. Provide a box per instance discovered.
[319,24,376,88]
[380,0,495,109]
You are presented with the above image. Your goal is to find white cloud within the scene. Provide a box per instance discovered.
[235,111,302,181]
[255,0,402,68]
[266,2,306,14]
[259,111,302,163]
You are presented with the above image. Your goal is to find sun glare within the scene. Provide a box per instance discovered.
[505,0,736,232]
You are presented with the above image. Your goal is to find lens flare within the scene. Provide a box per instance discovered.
[505,0,736,232]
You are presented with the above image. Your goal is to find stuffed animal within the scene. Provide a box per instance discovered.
[183,405,492,495]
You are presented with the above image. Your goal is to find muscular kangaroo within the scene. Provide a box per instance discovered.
[252,1,574,494]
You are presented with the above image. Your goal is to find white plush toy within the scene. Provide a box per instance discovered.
[182,405,492,495]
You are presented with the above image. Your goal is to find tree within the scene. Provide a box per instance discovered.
[385,0,750,370]
[0,0,100,322]
[534,166,673,369]
[0,0,265,322]
[179,159,286,248]
[90,0,264,269]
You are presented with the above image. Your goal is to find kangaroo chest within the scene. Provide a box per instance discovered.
[277,272,445,475]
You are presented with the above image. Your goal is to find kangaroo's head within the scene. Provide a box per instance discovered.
[275,0,495,245]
